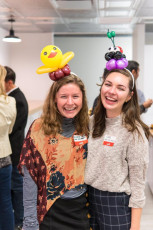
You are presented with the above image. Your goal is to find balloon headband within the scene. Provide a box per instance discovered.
[105,30,134,89]
[36,45,74,81]
[124,68,135,89]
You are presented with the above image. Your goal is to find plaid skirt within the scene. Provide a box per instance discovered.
[39,193,90,230]
[88,186,131,230]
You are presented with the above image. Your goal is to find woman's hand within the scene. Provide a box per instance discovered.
[130,208,142,230]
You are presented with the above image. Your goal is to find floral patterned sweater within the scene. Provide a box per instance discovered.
[18,118,88,224]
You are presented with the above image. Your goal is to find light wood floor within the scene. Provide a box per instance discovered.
[141,182,153,230]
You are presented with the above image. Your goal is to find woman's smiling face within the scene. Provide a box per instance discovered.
[101,72,132,118]
[56,83,83,118]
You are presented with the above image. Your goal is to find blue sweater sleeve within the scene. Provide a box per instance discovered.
[23,166,39,230]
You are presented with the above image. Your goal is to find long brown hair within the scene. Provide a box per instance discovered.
[92,69,150,139]
[41,74,89,136]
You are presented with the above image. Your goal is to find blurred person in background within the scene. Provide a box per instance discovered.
[0,65,16,230]
[126,60,153,114]
[5,66,28,230]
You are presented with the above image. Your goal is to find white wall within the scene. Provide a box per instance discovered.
[145,32,153,45]
[55,35,132,108]
[132,26,153,126]
[7,33,54,102]
[0,28,11,65]
[143,45,153,126]
[133,24,145,91]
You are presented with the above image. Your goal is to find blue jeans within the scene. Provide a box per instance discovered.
[0,164,14,230]
[11,166,24,227]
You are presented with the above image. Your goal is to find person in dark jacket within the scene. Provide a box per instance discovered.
[5,66,28,230]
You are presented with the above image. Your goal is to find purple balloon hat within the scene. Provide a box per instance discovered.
[105,30,128,70]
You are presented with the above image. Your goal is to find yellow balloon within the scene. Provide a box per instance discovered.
[36,45,74,74]
[40,45,62,68]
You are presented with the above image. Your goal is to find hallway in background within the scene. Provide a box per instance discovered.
[141,182,153,230]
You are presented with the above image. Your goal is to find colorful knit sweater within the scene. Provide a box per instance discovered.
[18,118,88,224]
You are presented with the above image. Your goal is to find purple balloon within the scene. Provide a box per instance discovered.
[122,58,128,68]
[106,59,116,70]
[116,59,126,69]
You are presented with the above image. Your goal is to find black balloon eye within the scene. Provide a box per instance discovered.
[114,47,117,50]
[108,47,111,51]
[53,47,57,50]
[44,52,47,55]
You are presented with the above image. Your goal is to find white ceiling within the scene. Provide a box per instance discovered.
[0,0,153,35]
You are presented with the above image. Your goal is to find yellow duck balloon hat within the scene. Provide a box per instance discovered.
[36,45,74,81]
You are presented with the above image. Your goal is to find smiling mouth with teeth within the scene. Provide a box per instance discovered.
[106,96,117,102]
[64,108,76,111]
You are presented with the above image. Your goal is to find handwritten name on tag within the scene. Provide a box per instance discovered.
[103,135,116,147]
[74,135,88,146]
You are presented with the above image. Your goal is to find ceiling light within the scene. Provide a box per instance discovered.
[3,18,21,43]
[106,1,132,8]
[106,10,129,16]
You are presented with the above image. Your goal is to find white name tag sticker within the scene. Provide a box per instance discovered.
[103,135,116,147]
[74,135,88,146]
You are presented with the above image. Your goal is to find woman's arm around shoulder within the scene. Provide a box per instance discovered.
[22,166,39,230]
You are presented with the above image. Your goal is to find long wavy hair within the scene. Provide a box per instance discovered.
[41,74,89,136]
[92,69,150,139]
[0,65,7,96]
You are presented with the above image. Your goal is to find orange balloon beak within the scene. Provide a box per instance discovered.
[48,52,57,58]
